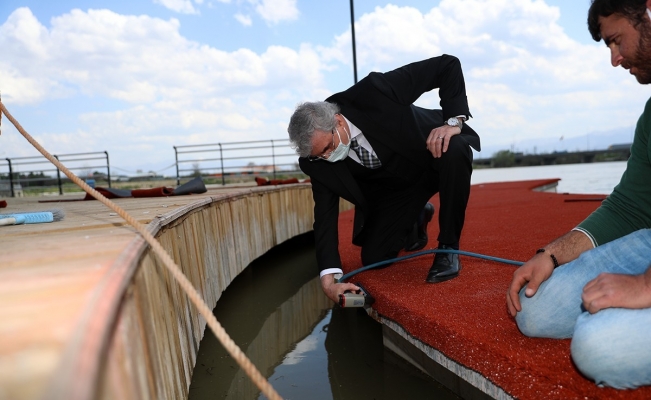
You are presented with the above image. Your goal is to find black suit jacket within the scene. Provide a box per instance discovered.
[299,55,481,273]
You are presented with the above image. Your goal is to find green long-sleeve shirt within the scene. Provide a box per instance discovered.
[575,96,651,246]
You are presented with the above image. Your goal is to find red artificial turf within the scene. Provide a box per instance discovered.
[337,179,651,400]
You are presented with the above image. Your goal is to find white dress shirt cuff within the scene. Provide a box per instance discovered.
[320,268,343,280]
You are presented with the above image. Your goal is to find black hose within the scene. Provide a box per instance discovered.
[339,248,524,283]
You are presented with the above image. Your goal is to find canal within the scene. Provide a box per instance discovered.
[188,233,459,399]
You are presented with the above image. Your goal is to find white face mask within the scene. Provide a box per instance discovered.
[325,126,351,162]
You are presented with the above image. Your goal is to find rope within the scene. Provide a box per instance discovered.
[0,101,282,400]
[339,248,524,283]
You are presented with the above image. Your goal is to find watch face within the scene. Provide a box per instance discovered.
[447,118,459,126]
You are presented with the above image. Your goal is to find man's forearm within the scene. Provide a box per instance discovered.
[540,230,594,266]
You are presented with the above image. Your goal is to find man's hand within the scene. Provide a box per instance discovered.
[321,274,360,304]
[506,230,593,317]
[506,253,555,316]
[582,270,651,313]
[426,124,461,158]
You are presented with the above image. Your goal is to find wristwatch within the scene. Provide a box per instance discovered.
[445,117,463,128]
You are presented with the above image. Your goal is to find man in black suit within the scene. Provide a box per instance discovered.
[287,55,480,303]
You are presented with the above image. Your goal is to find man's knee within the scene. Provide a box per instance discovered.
[571,321,617,387]
[514,286,576,339]
[571,311,651,389]
[514,290,543,337]
[442,136,472,163]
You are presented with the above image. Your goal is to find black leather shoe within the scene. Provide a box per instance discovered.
[426,245,461,283]
[404,203,435,251]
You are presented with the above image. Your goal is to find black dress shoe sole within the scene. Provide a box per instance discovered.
[404,238,427,252]
[425,265,461,283]
[425,272,459,283]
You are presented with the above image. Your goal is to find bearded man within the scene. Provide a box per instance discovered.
[506,0,651,389]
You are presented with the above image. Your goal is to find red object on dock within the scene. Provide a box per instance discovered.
[338,179,651,399]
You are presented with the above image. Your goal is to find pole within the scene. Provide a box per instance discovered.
[219,144,225,186]
[349,0,358,84]
[105,151,112,188]
[55,155,63,195]
[271,139,277,180]
[7,158,13,197]
[174,146,180,186]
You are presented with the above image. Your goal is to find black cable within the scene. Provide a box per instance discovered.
[339,248,524,283]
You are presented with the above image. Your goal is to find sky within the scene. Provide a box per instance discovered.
[1,0,649,177]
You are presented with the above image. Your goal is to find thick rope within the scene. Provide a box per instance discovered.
[0,102,282,400]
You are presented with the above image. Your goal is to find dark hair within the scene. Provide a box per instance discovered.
[287,101,340,157]
[588,0,648,41]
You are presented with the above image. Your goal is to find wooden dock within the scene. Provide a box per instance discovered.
[0,184,321,400]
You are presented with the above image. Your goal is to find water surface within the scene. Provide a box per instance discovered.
[189,233,458,400]
[472,161,627,194]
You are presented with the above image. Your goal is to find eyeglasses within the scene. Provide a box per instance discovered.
[307,130,335,161]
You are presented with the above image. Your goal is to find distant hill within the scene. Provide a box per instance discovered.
[477,126,635,158]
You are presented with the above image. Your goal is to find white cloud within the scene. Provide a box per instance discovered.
[0,8,323,104]
[281,335,319,365]
[0,6,326,169]
[321,0,649,155]
[234,13,252,27]
[2,0,648,170]
[0,66,55,105]
[252,0,299,25]
[153,0,199,14]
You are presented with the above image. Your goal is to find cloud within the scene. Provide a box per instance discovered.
[234,13,252,26]
[322,0,649,153]
[252,0,299,25]
[153,0,199,14]
[0,8,324,104]
[0,6,325,168]
[2,0,648,171]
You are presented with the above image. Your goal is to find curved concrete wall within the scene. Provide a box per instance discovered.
[102,186,318,399]
[45,185,352,400]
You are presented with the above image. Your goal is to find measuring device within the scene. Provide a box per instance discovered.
[338,283,375,308]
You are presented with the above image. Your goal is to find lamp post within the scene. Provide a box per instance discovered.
[349,0,358,84]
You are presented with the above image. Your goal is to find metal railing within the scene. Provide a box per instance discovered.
[1,138,304,198]
[173,139,301,186]
[0,151,111,197]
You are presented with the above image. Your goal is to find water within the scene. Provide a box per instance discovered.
[472,161,627,195]
[188,233,458,400]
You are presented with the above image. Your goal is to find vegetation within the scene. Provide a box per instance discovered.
[594,152,629,162]
[473,147,631,169]
[492,150,516,168]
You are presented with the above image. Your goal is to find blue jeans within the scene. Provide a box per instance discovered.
[516,229,651,389]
